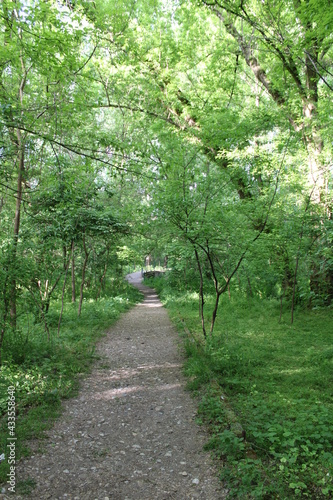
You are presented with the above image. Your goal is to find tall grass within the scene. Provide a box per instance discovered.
[0,280,142,486]
[149,276,333,498]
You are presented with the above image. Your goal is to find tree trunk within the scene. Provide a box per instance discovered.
[63,245,67,270]
[9,129,24,328]
[207,3,325,201]
[37,274,61,315]
[78,233,89,317]
[291,255,299,325]
[194,248,206,338]
[210,290,221,334]
[0,269,10,366]
[96,248,109,301]
[247,276,253,298]
[71,239,76,302]
[58,256,71,337]
[32,285,50,340]
[95,262,107,301]
[279,292,284,323]
[4,7,29,328]
[291,190,314,323]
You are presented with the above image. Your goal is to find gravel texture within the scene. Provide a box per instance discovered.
[3,273,227,499]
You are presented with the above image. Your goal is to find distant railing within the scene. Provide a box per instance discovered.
[142,270,166,279]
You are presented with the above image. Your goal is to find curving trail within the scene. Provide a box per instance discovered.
[11,273,226,499]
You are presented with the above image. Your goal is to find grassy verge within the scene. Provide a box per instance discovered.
[147,277,333,499]
[0,280,142,487]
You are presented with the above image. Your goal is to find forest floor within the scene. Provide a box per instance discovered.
[4,273,226,500]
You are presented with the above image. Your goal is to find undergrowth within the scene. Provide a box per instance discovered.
[0,279,142,485]
[147,276,333,499]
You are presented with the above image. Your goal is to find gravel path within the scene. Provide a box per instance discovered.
[7,273,226,499]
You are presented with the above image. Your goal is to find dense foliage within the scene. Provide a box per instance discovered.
[0,0,332,497]
[149,275,333,498]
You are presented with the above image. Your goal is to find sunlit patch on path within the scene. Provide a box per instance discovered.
[13,272,226,499]
[93,383,183,400]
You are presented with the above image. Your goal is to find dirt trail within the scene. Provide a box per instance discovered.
[8,273,226,499]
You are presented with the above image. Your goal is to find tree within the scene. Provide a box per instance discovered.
[0,0,332,361]
[0,0,91,327]
[199,0,333,200]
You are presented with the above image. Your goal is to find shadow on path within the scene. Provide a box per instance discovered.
[11,273,226,499]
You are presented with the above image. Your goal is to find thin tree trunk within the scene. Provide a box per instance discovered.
[78,233,89,317]
[279,292,284,324]
[36,294,50,340]
[41,309,50,340]
[194,248,206,338]
[58,257,71,337]
[45,278,58,314]
[9,130,24,328]
[247,276,253,297]
[96,249,109,301]
[202,244,221,334]
[71,239,76,302]
[291,188,315,324]
[291,256,299,325]
[210,290,221,334]
[0,272,10,367]
[96,263,107,301]
[0,325,6,367]
[8,38,28,327]
[27,284,51,339]
[63,245,67,270]
[37,274,62,315]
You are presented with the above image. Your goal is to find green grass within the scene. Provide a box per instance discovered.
[0,280,142,485]
[148,277,333,499]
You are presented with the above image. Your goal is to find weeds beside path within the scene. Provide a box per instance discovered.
[149,277,333,499]
[3,273,225,499]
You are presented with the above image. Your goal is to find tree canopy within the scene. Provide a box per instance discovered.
[0,0,332,340]
[1,1,333,497]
